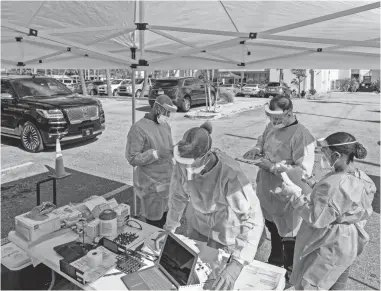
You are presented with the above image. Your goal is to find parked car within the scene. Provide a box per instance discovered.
[117,78,153,97]
[148,77,215,112]
[58,78,77,91]
[72,80,105,96]
[238,84,265,97]
[265,82,291,98]
[219,84,241,96]
[1,75,105,152]
[97,79,131,96]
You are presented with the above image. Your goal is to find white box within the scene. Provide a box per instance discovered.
[86,218,100,240]
[15,212,61,242]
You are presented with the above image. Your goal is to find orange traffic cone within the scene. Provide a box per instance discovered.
[50,138,70,179]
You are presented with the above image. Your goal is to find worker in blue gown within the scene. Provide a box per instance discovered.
[126,95,177,228]
[155,121,264,290]
[243,96,315,277]
[273,132,376,290]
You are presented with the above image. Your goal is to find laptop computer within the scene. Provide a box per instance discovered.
[121,232,199,290]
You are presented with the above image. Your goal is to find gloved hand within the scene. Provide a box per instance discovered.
[157,148,173,159]
[243,148,260,160]
[154,231,167,251]
[272,161,291,174]
[271,182,302,200]
[256,158,274,171]
[211,259,243,290]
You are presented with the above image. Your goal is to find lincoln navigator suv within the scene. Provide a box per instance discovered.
[1,75,105,152]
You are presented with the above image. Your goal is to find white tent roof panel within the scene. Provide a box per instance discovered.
[1,1,380,69]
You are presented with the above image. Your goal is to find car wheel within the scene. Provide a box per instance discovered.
[113,90,118,96]
[181,97,191,112]
[89,90,96,96]
[135,89,142,98]
[21,122,44,153]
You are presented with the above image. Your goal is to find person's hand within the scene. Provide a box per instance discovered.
[280,182,302,199]
[301,172,316,189]
[243,148,260,160]
[211,260,243,290]
[273,161,290,174]
[256,158,273,171]
[157,149,173,159]
[154,232,167,251]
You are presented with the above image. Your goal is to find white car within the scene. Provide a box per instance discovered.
[97,79,131,96]
[219,84,241,95]
[117,78,153,97]
[241,84,265,97]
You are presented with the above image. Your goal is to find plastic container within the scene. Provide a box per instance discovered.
[99,209,117,238]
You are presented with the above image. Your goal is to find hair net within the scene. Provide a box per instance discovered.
[178,122,212,159]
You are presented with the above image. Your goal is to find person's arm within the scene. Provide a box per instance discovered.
[125,125,159,167]
[254,123,271,154]
[163,163,190,233]
[286,182,339,228]
[226,184,265,264]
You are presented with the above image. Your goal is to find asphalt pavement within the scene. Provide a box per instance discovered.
[1,92,380,290]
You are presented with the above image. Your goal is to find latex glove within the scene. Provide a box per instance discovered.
[273,160,291,174]
[211,260,243,290]
[301,172,317,189]
[154,232,167,251]
[243,148,260,160]
[278,182,302,199]
[157,148,173,159]
[256,158,273,171]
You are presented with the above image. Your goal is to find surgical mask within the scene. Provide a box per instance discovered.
[157,115,169,124]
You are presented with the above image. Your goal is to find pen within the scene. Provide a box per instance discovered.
[103,272,123,277]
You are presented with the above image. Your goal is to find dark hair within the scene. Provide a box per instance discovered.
[269,96,293,112]
[178,122,212,159]
[326,132,367,163]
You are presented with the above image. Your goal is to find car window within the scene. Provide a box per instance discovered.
[111,80,122,84]
[93,81,104,85]
[1,81,15,97]
[10,78,72,98]
[153,80,181,88]
[268,82,281,87]
[183,79,194,86]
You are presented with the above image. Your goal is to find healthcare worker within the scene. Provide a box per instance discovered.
[243,96,315,276]
[155,121,264,290]
[126,95,177,228]
[273,132,376,290]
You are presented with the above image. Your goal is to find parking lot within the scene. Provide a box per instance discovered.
[1,93,380,290]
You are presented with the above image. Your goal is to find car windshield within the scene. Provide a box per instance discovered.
[268,82,281,87]
[111,80,123,84]
[93,81,105,85]
[11,78,73,98]
[221,84,233,87]
[153,80,180,88]
[245,84,258,87]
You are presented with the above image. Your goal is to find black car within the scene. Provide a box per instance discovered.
[1,75,105,152]
[148,77,215,112]
[265,82,292,98]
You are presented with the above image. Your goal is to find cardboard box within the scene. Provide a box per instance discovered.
[15,212,61,242]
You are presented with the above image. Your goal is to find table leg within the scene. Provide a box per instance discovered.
[48,270,56,290]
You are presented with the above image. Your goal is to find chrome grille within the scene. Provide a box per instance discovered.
[64,106,99,124]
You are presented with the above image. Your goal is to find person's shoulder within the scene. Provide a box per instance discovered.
[215,150,246,174]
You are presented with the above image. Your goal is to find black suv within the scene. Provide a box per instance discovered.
[1,75,105,152]
[148,78,215,112]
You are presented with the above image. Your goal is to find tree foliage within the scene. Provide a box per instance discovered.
[291,69,307,96]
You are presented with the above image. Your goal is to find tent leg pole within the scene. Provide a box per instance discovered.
[131,68,137,217]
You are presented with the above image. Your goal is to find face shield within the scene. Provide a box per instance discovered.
[155,101,177,124]
[264,103,289,128]
[316,138,357,170]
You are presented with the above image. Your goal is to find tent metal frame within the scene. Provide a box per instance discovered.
[1,0,380,217]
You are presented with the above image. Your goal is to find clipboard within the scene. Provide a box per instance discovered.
[235,157,263,165]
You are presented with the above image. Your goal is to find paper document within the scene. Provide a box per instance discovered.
[235,157,263,165]
[234,260,286,290]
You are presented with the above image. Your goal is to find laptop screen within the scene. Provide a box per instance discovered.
[159,235,196,286]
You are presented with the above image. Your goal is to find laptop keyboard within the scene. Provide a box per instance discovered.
[140,268,174,290]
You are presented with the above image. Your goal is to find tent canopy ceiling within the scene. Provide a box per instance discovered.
[1,1,380,70]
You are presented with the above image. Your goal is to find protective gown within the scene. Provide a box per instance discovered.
[286,169,376,290]
[126,117,174,220]
[165,149,264,264]
[255,122,315,237]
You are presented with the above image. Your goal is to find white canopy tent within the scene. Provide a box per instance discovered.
[1,1,380,70]
[2,0,380,215]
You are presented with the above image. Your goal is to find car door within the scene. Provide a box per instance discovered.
[182,79,196,103]
[193,78,206,103]
[1,80,19,134]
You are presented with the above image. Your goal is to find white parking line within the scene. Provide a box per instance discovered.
[1,162,34,173]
